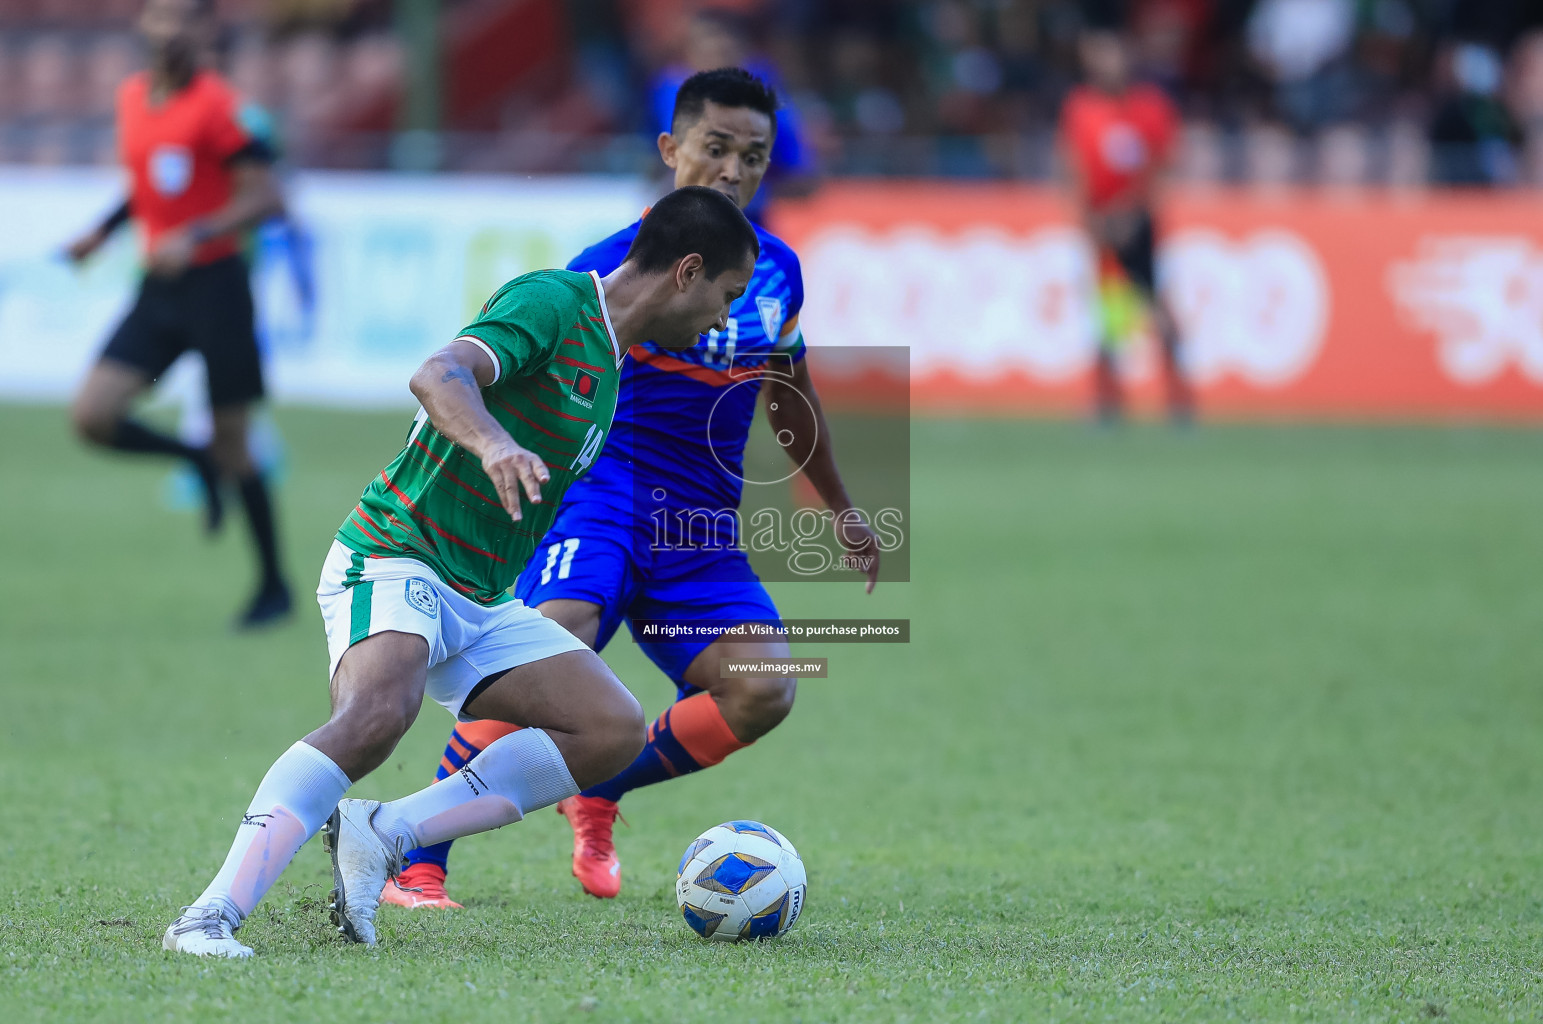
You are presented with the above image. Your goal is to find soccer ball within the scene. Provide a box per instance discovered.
[675,820,806,942]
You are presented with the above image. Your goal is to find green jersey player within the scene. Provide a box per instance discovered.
[163,186,759,958]
[334,267,623,605]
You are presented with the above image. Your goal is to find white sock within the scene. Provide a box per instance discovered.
[373,728,578,851]
[191,741,352,923]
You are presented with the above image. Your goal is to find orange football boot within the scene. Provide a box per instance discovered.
[557,795,623,898]
[379,862,463,909]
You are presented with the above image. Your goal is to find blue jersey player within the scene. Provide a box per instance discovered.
[384,68,878,908]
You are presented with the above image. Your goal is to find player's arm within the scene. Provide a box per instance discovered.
[1141,99,1180,206]
[148,157,283,276]
[64,198,132,264]
[762,342,881,593]
[191,158,283,242]
[409,339,549,523]
[1054,124,1108,247]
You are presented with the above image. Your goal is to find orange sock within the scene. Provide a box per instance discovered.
[667,692,748,768]
[437,720,521,777]
[583,691,748,802]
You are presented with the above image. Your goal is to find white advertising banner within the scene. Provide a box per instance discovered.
[0,168,648,405]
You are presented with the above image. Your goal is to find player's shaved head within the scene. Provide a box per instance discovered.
[671,67,779,137]
[625,186,759,281]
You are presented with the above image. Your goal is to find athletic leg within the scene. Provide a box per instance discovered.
[341,650,642,932]
[583,631,793,804]
[1126,208,1194,425]
[1151,299,1195,424]
[1092,345,1123,424]
[584,573,792,806]
[211,403,292,626]
[382,717,517,908]
[393,598,603,898]
[165,630,427,957]
[79,274,227,531]
[194,256,289,618]
[70,358,226,529]
[551,572,792,898]
[393,525,629,904]
[557,633,792,899]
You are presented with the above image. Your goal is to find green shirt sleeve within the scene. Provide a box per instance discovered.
[456,274,577,384]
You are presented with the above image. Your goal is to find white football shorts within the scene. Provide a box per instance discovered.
[316,541,588,721]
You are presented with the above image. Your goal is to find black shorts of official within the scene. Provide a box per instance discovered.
[100,254,264,407]
[1110,209,1157,296]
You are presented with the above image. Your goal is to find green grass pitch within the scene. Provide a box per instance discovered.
[2,404,1542,1022]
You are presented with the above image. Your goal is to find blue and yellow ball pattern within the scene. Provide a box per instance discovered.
[675,821,806,942]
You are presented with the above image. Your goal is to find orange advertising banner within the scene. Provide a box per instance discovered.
[770,184,1543,419]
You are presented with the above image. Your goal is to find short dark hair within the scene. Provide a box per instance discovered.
[624,185,759,280]
[670,67,779,135]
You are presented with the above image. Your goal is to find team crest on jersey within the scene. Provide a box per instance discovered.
[569,368,601,409]
[404,578,439,619]
[757,297,784,342]
[149,145,193,196]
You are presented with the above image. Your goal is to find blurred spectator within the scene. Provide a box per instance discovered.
[1131,0,1214,94]
[1246,0,1357,129]
[1505,31,1543,184]
[0,0,1541,185]
[1428,42,1521,185]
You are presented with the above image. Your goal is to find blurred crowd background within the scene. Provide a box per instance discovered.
[1,0,1541,186]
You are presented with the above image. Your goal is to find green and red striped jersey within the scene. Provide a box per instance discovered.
[336,269,623,604]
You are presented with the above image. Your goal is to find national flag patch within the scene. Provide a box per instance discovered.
[569,368,601,409]
[757,296,784,342]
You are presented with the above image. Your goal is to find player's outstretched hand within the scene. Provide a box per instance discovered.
[64,228,107,265]
[481,439,549,523]
[834,508,881,594]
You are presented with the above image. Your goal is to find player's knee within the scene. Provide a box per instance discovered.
[209,430,252,477]
[729,675,796,737]
[337,696,417,767]
[536,599,602,649]
[69,400,117,446]
[588,686,646,779]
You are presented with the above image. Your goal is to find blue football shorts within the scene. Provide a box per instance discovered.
[514,501,782,695]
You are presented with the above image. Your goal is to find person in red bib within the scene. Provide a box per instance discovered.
[1060,28,1194,424]
[65,0,291,627]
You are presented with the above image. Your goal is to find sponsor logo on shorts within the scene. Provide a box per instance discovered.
[405,578,439,619]
[569,368,601,409]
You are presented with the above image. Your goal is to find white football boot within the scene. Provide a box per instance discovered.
[321,798,405,946]
[162,902,254,958]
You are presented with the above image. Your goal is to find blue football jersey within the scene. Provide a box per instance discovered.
[563,218,806,527]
